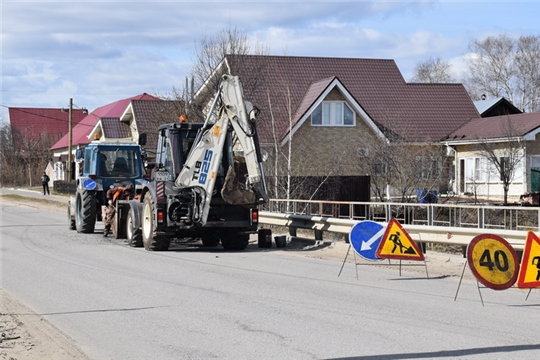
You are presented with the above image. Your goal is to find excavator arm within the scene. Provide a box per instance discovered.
[174,74,268,226]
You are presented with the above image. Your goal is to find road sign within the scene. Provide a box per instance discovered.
[467,234,519,290]
[376,218,424,261]
[83,178,96,190]
[349,221,385,261]
[517,231,540,288]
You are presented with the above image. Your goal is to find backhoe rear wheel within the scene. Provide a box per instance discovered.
[141,194,170,251]
[201,230,221,247]
[75,189,96,233]
[221,230,249,251]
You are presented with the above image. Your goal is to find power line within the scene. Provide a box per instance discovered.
[0,104,101,128]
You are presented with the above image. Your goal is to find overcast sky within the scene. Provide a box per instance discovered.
[1,0,539,122]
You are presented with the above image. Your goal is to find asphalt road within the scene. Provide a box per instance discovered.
[1,190,540,359]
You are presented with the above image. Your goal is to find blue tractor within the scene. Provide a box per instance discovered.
[67,141,148,237]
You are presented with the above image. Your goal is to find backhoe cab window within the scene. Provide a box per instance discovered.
[97,149,140,178]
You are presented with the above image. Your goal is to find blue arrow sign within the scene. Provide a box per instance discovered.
[83,178,97,190]
[349,220,385,261]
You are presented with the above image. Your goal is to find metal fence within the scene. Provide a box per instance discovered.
[264,199,540,232]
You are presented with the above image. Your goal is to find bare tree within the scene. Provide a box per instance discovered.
[190,25,269,94]
[477,117,524,205]
[515,35,540,112]
[184,26,269,122]
[410,57,455,83]
[356,134,445,202]
[263,75,355,210]
[0,123,53,187]
[465,34,540,112]
[0,123,14,186]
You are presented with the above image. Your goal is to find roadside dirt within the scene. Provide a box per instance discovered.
[1,289,90,360]
[0,195,91,360]
[0,194,474,360]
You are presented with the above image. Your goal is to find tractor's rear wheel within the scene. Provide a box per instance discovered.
[75,189,96,233]
[112,209,126,239]
[126,208,142,247]
[141,194,170,251]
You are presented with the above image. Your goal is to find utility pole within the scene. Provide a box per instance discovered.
[67,98,73,182]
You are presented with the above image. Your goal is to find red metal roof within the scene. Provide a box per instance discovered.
[224,55,479,143]
[8,107,87,145]
[51,93,160,150]
[446,112,540,142]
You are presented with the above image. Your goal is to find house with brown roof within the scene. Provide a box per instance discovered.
[50,93,160,181]
[445,112,540,201]
[193,55,480,200]
[118,99,185,153]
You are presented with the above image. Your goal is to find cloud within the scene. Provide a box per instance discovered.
[1,0,538,117]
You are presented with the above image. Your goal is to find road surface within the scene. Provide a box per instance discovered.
[1,190,540,359]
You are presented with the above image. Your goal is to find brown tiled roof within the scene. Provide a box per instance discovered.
[129,100,185,151]
[101,118,131,139]
[446,112,540,142]
[292,76,336,125]
[223,55,479,143]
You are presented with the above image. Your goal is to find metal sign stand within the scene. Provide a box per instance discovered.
[338,244,358,280]
[338,244,429,279]
[454,261,485,306]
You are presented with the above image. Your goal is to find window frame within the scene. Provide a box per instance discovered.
[311,101,355,127]
[464,155,523,184]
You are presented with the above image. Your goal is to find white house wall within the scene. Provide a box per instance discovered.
[455,144,527,199]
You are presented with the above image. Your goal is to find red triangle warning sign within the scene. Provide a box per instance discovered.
[376,218,425,261]
[517,231,540,288]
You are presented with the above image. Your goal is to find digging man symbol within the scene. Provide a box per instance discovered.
[388,230,417,255]
[389,231,405,253]
[532,256,540,281]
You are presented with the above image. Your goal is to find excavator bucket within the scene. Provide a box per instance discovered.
[221,166,256,205]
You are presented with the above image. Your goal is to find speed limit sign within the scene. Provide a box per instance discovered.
[467,234,519,290]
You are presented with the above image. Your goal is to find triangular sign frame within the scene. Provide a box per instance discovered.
[376,217,425,261]
[517,231,540,288]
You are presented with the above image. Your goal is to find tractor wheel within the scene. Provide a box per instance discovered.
[221,230,249,251]
[75,189,96,233]
[112,209,126,239]
[126,208,142,247]
[201,230,221,247]
[67,202,76,230]
[141,193,170,251]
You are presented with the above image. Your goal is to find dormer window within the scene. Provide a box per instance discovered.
[311,101,355,126]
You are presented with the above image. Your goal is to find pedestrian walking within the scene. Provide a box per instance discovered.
[41,172,50,195]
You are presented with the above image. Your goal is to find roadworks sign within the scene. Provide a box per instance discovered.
[375,218,424,261]
[517,231,540,288]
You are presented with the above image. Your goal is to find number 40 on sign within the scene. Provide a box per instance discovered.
[467,234,519,290]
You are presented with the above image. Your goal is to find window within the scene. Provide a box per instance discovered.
[464,156,523,183]
[465,157,487,182]
[98,149,141,178]
[312,101,355,126]
[415,156,441,180]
